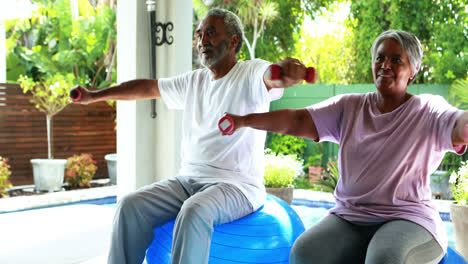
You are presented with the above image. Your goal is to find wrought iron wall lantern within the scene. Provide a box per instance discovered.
[146,0,174,118]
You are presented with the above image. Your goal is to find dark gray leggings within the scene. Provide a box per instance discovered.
[290,214,444,264]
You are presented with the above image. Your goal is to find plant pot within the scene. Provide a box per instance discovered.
[105,153,117,185]
[450,203,468,260]
[430,170,452,199]
[266,185,294,205]
[31,159,67,192]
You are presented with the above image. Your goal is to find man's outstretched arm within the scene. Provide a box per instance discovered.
[71,79,160,105]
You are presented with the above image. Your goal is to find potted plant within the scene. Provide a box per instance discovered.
[430,170,451,199]
[264,149,303,204]
[0,156,13,198]
[431,152,461,199]
[449,160,468,260]
[18,73,75,192]
[104,153,117,184]
[305,153,324,182]
[65,153,98,189]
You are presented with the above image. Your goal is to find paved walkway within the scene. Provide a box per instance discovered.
[0,204,114,264]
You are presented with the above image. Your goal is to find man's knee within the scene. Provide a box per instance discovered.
[178,199,210,223]
[116,192,142,215]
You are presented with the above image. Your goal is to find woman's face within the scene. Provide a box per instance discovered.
[372,38,414,97]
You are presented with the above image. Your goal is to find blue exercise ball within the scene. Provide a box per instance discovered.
[145,194,305,264]
[439,246,467,264]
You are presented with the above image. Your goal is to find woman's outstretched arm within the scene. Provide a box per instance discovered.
[226,108,319,141]
[452,111,468,146]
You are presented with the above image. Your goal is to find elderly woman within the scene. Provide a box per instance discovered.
[225,30,468,264]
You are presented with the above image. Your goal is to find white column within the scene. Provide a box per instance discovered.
[0,21,6,82]
[116,0,192,198]
[116,0,154,198]
[153,0,192,182]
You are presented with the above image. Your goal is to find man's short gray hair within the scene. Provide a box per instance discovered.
[204,8,244,54]
[371,30,423,81]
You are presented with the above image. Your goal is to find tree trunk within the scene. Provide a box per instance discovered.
[70,0,79,21]
[46,115,54,159]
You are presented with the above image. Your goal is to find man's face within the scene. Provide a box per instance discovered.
[196,16,230,68]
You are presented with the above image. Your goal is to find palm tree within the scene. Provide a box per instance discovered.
[448,79,468,110]
[238,0,278,59]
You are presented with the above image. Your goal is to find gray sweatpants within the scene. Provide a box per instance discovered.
[108,176,254,264]
[290,214,445,264]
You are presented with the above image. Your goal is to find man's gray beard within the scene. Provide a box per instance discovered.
[199,41,229,68]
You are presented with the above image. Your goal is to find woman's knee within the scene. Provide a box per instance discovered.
[290,215,369,264]
[289,225,341,264]
[289,234,320,264]
[366,220,443,264]
[366,249,399,264]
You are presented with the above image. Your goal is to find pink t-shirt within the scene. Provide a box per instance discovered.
[306,92,466,251]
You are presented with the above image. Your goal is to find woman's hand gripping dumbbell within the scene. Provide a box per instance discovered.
[219,60,316,136]
[218,113,243,136]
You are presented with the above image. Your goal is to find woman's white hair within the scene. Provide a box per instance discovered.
[204,8,244,54]
[371,30,423,82]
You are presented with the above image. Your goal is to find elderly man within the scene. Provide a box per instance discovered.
[72,8,308,264]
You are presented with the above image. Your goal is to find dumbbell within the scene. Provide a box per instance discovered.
[464,124,468,142]
[69,88,82,102]
[269,64,316,83]
[218,115,235,135]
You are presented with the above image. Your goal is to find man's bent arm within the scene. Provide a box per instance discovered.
[263,58,307,91]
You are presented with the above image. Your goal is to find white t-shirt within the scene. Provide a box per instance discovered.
[158,59,283,210]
